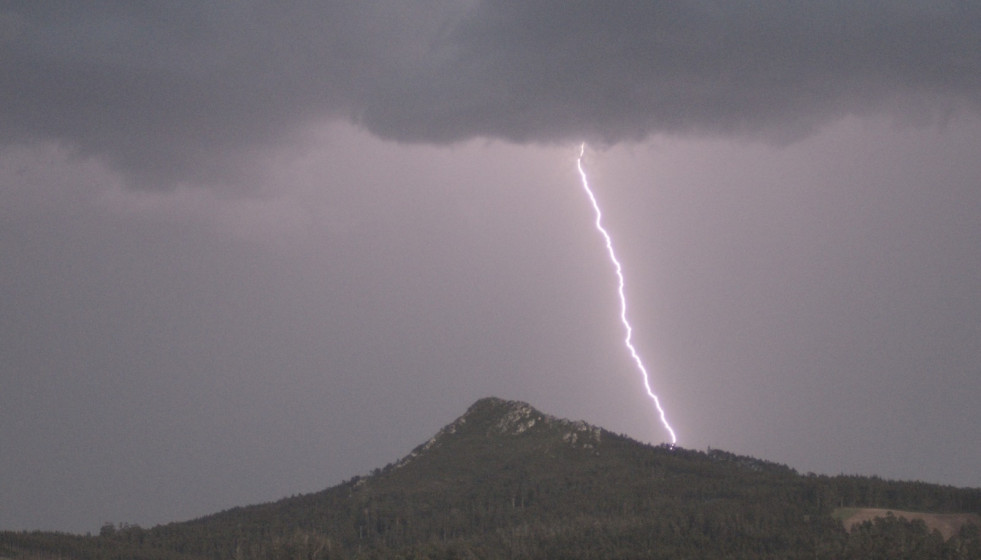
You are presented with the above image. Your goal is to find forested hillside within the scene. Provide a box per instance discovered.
[3,397,980,559]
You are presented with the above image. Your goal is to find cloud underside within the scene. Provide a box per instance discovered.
[2,1,979,188]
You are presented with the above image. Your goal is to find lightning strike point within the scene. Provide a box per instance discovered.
[576,143,678,445]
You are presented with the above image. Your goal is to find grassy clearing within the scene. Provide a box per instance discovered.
[831,507,861,522]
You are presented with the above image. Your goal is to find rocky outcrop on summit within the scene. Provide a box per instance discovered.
[484,399,602,449]
[417,397,602,453]
[394,398,605,471]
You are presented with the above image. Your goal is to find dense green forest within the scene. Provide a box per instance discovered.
[3,397,980,559]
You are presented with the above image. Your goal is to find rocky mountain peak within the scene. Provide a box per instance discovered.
[396,397,603,470]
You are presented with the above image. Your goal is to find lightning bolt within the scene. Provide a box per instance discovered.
[576,143,678,445]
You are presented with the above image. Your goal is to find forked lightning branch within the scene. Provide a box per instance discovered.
[576,144,678,445]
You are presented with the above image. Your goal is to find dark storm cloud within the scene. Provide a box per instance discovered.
[363,1,981,144]
[0,1,456,188]
[2,1,979,188]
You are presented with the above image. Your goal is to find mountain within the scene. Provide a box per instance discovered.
[3,397,980,559]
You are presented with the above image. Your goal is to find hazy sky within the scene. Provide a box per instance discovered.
[2,2,979,533]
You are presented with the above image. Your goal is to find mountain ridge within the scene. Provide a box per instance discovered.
[3,396,980,559]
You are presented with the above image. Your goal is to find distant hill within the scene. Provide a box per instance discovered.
[3,397,980,559]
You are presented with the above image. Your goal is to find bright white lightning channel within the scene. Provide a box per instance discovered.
[576,143,678,445]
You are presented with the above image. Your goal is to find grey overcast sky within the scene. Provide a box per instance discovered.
[2,2,980,533]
